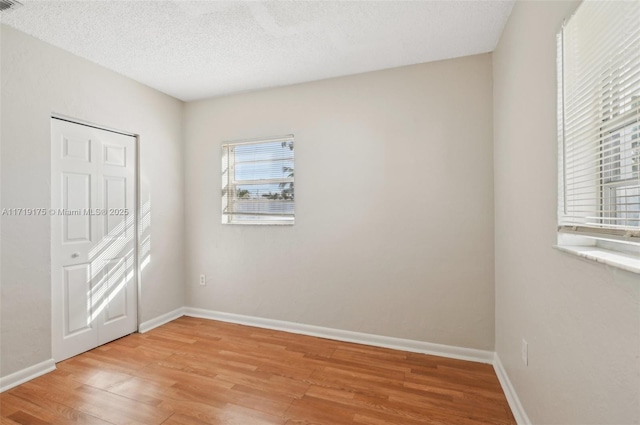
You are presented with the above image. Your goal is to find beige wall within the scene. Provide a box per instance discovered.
[493,1,640,423]
[184,54,495,350]
[0,25,186,377]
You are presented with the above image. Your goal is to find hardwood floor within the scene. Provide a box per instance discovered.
[1,317,515,425]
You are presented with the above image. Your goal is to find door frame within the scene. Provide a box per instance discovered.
[50,113,142,360]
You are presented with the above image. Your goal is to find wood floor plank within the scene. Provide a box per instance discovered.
[54,359,135,390]
[13,379,172,425]
[6,411,51,425]
[158,398,285,425]
[0,318,515,424]
[2,390,112,425]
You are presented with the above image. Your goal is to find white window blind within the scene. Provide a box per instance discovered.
[558,0,640,240]
[221,135,294,225]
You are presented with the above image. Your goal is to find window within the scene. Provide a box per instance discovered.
[221,135,294,225]
[557,1,640,248]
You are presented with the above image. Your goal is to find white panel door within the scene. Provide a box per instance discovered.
[51,118,137,362]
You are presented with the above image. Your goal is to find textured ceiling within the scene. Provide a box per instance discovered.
[1,0,514,101]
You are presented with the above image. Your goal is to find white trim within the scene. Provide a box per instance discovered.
[0,359,56,393]
[493,353,531,425]
[222,134,294,147]
[138,307,186,333]
[554,245,640,274]
[184,307,494,364]
[51,114,137,137]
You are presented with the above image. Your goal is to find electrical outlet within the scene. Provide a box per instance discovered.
[199,274,206,286]
[522,338,528,366]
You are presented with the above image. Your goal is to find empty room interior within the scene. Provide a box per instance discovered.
[1,0,639,424]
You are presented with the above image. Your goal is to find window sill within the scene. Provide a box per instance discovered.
[554,245,640,274]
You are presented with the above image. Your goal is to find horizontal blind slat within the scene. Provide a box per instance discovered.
[559,0,640,233]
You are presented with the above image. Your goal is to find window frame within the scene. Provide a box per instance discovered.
[221,135,295,226]
[600,119,639,230]
[556,1,640,272]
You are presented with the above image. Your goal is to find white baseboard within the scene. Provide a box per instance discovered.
[0,358,56,393]
[493,353,531,425]
[139,307,186,333]
[184,307,494,364]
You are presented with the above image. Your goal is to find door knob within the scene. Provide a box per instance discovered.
[71,252,80,258]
